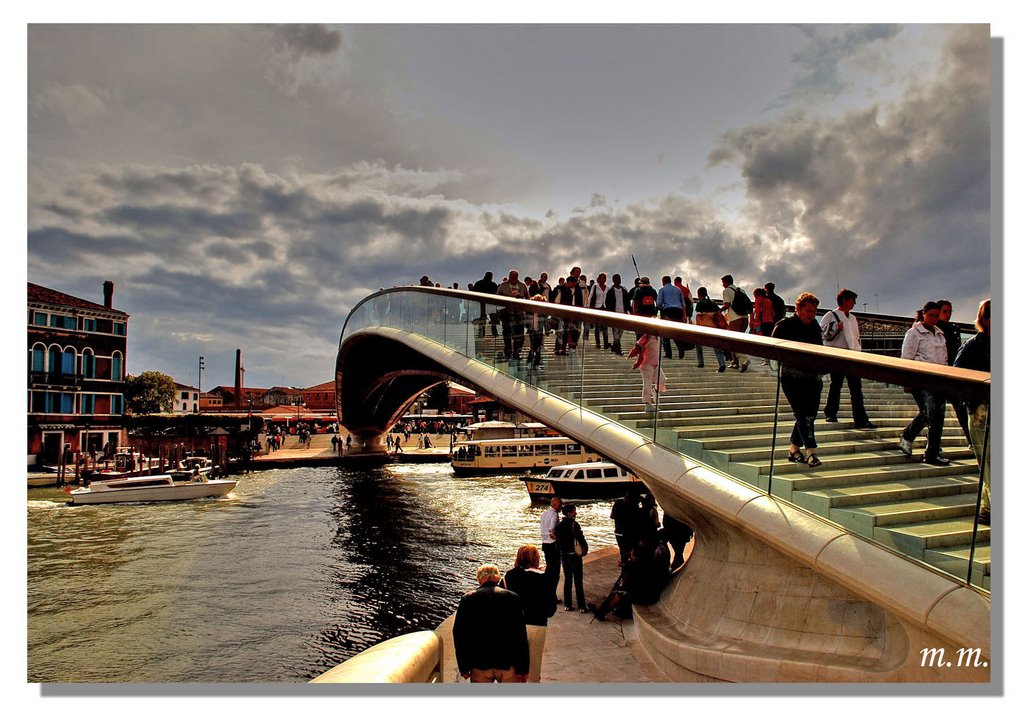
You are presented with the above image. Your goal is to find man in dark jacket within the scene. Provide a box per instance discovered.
[474,271,499,337]
[452,564,529,682]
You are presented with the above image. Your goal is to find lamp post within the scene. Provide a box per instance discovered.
[197,355,205,414]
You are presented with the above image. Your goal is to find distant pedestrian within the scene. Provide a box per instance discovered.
[772,292,825,467]
[937,299,970,438]
[657,275,688,359]
[540,496,563,597]
[764,282,787,326]
[555,504,589,613]
[611,488,642,564]
[628,333,666,414]
[630,276,658,340]
[345,434,352,451]
[453,564,529,683]
[953,299,991,524]
[693,286,728,372]
[721,274,751,372]
[332,435,341,455]
[604,274,631,355]
[898,301,950,465]
[820,289,877,430]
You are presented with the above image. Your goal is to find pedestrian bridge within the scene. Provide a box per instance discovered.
[335,286,992,683]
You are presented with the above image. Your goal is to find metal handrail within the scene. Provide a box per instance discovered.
[342,286,990,403]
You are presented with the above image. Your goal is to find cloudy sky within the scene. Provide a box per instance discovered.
[26,23,993,389]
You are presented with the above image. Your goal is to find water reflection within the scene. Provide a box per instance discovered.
[28,463,615,682]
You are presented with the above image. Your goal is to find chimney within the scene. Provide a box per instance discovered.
[103,280,114,308]
[234,349,243,403]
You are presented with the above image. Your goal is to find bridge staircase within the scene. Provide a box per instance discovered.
[473,332,989,591]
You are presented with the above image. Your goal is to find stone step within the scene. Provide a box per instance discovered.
[770,461,979,495]
[793,478,978,517]
[922,544,991,584]
[713,436,971,463]
[873,517,990,550]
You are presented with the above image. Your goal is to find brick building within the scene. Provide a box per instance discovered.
[28,281,128,467]
[301,381,336,411]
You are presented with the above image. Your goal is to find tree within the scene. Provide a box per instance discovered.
[124,371,177,415]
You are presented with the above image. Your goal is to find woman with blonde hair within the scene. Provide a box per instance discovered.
[500,544,557,682]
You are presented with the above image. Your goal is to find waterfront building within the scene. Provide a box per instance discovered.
[301,381,336,411]
[198,391,223,412]
[172,382,200,414]
[27,281,128,467]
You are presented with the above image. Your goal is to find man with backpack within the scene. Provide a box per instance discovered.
[721,274,751,372]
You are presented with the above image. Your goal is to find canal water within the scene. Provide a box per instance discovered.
[27,463,616,682]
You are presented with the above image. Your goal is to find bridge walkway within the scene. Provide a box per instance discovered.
[470,331,988,591]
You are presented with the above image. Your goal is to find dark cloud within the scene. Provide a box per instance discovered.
[271,24,343,57]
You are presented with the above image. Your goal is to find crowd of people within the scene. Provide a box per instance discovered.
[417,270,990,499]
[452,491,694,682]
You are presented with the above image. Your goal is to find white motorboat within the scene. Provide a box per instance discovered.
[168,456,216,481]
[521,462,647,503]
[68,473,236,505]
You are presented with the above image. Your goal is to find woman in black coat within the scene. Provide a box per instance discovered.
[772,292,825,467]
[555,505,589,613]
[501,545,557,682]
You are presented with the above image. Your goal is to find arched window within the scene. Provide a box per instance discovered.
[111,352,123,381]
[48,345,62,374]
[81,349,96,379]
[31,344,46,372]
[61,347,76,376]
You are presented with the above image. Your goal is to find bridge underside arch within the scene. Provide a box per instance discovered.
[335,333,477,441]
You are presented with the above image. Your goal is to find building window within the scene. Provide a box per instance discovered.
[111,353,123,381]
[31,345,46,372]
[61,349,76,376]
[81,349,95,378]
[32,311,47,326]
[113,322,126,336]
[111,395,124,414]
[82,318,97,332]
[181,391,189,399]
[50,314,76,330]
[80,393,95,414]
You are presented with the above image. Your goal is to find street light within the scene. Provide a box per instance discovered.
[197,355,205,414]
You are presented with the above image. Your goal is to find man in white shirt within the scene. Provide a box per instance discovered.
[821,288,877,429]
[588,272,611,349]
[540,497,563,598]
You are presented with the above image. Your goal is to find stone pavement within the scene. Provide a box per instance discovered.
[434,547,670,684]
[250,431,453,464]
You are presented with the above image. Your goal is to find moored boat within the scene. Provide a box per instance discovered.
[521,462,647,502]
[68,474,236,505]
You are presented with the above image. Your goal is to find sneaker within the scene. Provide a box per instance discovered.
[580,607,591,614]
[697,363,705,368]
[740,361,750,373]
[855,422,879,430]
[716,366,726,373]
[924,455,951,466]
[825,416,838,423]
[897,435,913,456]
[564,605,574,611]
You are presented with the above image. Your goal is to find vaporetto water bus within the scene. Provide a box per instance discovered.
[451,436,602,475]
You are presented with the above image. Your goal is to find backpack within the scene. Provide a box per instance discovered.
[729,286,753,315]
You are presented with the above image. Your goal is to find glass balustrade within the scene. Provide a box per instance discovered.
[340,288,991,592]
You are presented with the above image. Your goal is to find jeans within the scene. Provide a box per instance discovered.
[561,553,585,608]
[781,376,822,450]
[695,345,727,369]
[904,388,946,459]
[659,307,686,357]
[542,542,561,589]
[824,372,870,425]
